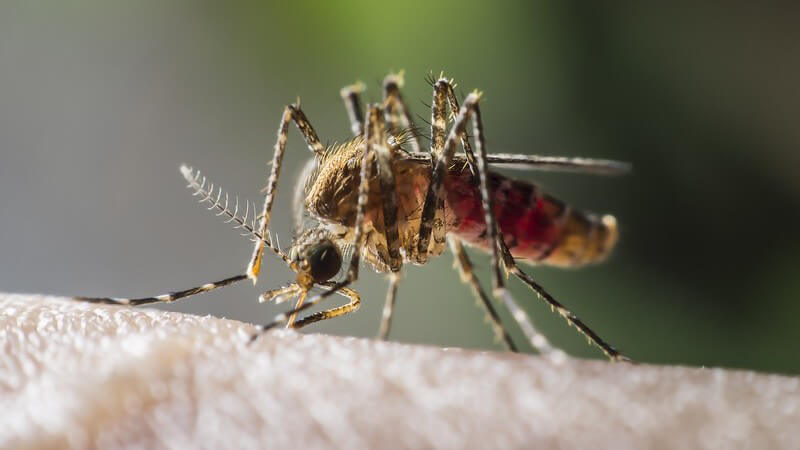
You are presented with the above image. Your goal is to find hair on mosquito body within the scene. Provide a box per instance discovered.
[75,71,633,363]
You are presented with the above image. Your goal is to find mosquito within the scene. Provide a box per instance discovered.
[76,72,632,362]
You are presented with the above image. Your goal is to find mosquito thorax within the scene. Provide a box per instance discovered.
[303,140,363,225]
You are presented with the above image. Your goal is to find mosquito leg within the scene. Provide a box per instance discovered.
[286,290,307,328]
[292,286,361,329]
[76,163,287,309]
[419,75,450,262]
[455,96,627,361]
[258,284,301,305]
[461,92,504,292]
[250,103,382,339]
[248,102,326,283]
[428,73,449,156]
[364,103,406,339]
[258,282,305,329]
[415,89,561,359]
[416,88,480,263]
[350,102,378,276]
[442,82,477,173]
[416,76,481,261]
[421,78,480,262]
[411,77,456,263]
[377,273,400,339]
[367,105,403,272]
[461,93,568,360]
[448,237,518,352]
[382,71,421,152]
[340,81,366,137]
[75,274,248,306]
[497,240,631,362]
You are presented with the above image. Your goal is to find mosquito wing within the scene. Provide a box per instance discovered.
[404,152,631,176]
[484,153,631,175]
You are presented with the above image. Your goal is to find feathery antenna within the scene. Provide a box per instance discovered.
[180,165,291,265]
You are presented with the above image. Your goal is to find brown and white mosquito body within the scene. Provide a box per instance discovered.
[77,73,632,362]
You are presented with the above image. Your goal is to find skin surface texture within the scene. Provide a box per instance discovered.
[1,293,798,450]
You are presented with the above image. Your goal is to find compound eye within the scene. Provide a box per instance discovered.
[306,241,342,283]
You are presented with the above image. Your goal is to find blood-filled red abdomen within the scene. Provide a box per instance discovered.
[443,169,618,267]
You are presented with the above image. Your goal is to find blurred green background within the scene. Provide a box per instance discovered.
[1,2,799,373]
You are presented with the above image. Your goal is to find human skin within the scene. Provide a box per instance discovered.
[1,293,798,449]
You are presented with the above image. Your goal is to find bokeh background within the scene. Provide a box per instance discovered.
[2,2,798,373]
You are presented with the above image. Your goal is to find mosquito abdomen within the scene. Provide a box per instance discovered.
[445,169,619,267]
[543,210,618,267]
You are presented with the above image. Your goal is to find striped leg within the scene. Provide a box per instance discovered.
[251,276,363,341]
[259,284,302,306]
[463,93,565,361]
[415,76,481,261]
[416,89,561,359]
[378,274,400,339]
[497,239,631,362]
[428,73,449,156]
[75,164,293,310]
[382,71,421,153]
[441,81,477,173]
[416,88,479,263]
[248,103,326,283]
[366,103,405,339]
[251,105,384,338]
[413,77,458,263]
[458,94,629,362]
[340,81,366,137]
[75,274,248,306]
[368,104,403,273]
[448,237,517,352]
[259,284,306,328]
[292,286,361,329]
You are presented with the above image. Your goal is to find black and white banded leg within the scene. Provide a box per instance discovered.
[250,104,386,338]
[496,239,631,362]
[461,92,626,362]
[415,89,567,360]
[75,274,248,307]
[382,71,421,153]
[377,273,400,340]
[448,237,518,352]
[248,102,326,283]
[416,77,472,262]
[74,164,294,309]
[414,77,518,350]
[340,81,366,137]
[366,104,406,339]
[291,286,361,329]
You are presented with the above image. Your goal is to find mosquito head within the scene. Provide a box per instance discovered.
[289,230,343,285]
